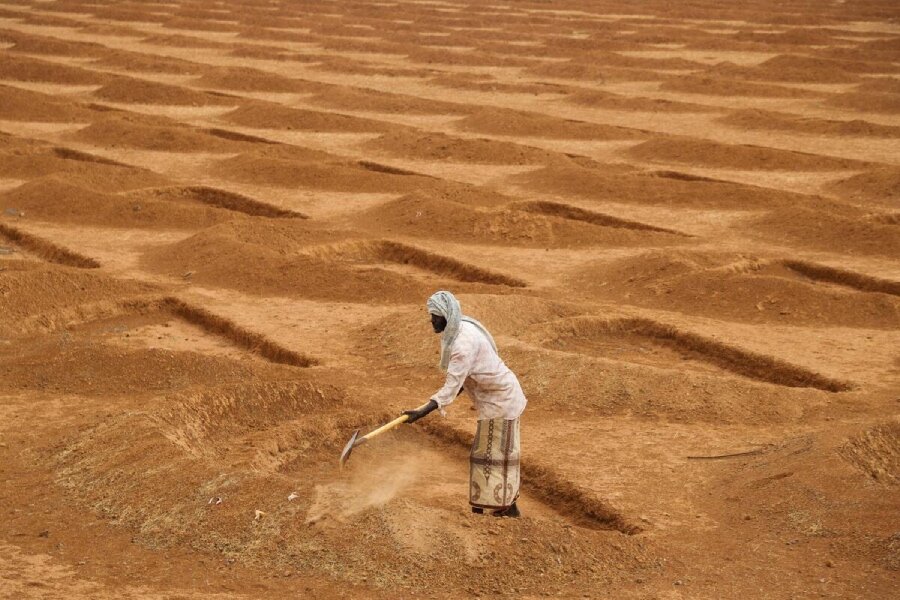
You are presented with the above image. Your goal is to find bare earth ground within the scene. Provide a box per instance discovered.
[0,0,898,598]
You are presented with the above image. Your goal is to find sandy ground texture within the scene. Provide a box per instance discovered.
[0,0,898,598]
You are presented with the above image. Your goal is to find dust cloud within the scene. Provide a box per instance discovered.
[305,449,428,525]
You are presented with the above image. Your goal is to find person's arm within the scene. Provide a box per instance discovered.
[430,342,474,411]
[403,340,473,424]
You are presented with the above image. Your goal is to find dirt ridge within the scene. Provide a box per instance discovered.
[538,316,854,392]
[0,223,100,268]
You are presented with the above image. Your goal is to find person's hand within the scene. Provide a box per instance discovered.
[402,400,438,424]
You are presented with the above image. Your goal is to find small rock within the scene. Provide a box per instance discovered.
[254,509,266,521]
[825,560,835,568]
[287,492,299,502]
[743,514,752,521]
[674,580,683,586]
[182,271,194,279]
[38,530,49,538]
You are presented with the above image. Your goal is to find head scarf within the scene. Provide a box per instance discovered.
[427,290,497,370]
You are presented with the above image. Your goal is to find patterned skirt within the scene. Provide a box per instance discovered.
[469,417,520,509]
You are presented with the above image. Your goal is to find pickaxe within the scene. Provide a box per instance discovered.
[339,414,409,468]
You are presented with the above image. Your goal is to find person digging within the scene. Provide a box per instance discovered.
[402,290,527,518]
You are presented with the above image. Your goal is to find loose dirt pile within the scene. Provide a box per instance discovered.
[627,137,868,171]
[827,167,900,206]
[2,177,233,229]
[0,54,108,85]
[141,221,519,302]
[513,164,808,209]
[0,85,97,122]
[567,250,900,328]
[0,144,170,191]
[353,193,686,248]
[453,107,643,140]
[192,67,318,93]
[303,86,470,115]
[661,73,825,98]
[64,114,247,153]
[363,129,573,165]
[222,103,389,133]
[92,77,234,106]
[750,202,900,257]
[717,109,900,138]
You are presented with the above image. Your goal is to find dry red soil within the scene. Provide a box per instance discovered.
[0,1,898,598]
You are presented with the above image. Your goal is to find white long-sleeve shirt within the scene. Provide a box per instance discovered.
[430,321,527,420]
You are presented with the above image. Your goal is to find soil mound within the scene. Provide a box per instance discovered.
[93,77,233,106]
[0,84,95,122]
[530,316,852,392]
[0,144,170,191]
[304,86,470,115]
[857,78,900,95]
[566,89,718,112]
[193,67,316,93]
[406,46,532,68]
[0,222,100,269]
[125,186,305,218]
[717,109,900,138]
[89,50,204,75]
[428,73,568,95]
[568,250,900,328]
[661,75,823,98]
[827,167,900,206]
[0,30,107,58]
[453,108,642,140]
[353,194,684,248]
[0,262,155,332]
[760,54,888,75]
[211,151,426,193]
[306,240,527,287]
[840,421,900,485]
[0,338,298,397]
[0,54,107,85]
[142,225,517,302]
[751,203,900,258]
[363,130,569,165]
[526,61,663,83]
[222,103,389,133]
[825,91,900,115]
[140,33,231,50]
[311,56,434,78]
[514,164,806,209]
[627,137,866,171]
[1,177,233,229]
[710,59,859,85]
[64,115,244,152]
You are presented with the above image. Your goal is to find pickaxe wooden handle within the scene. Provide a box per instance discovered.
[339,414,409,468]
